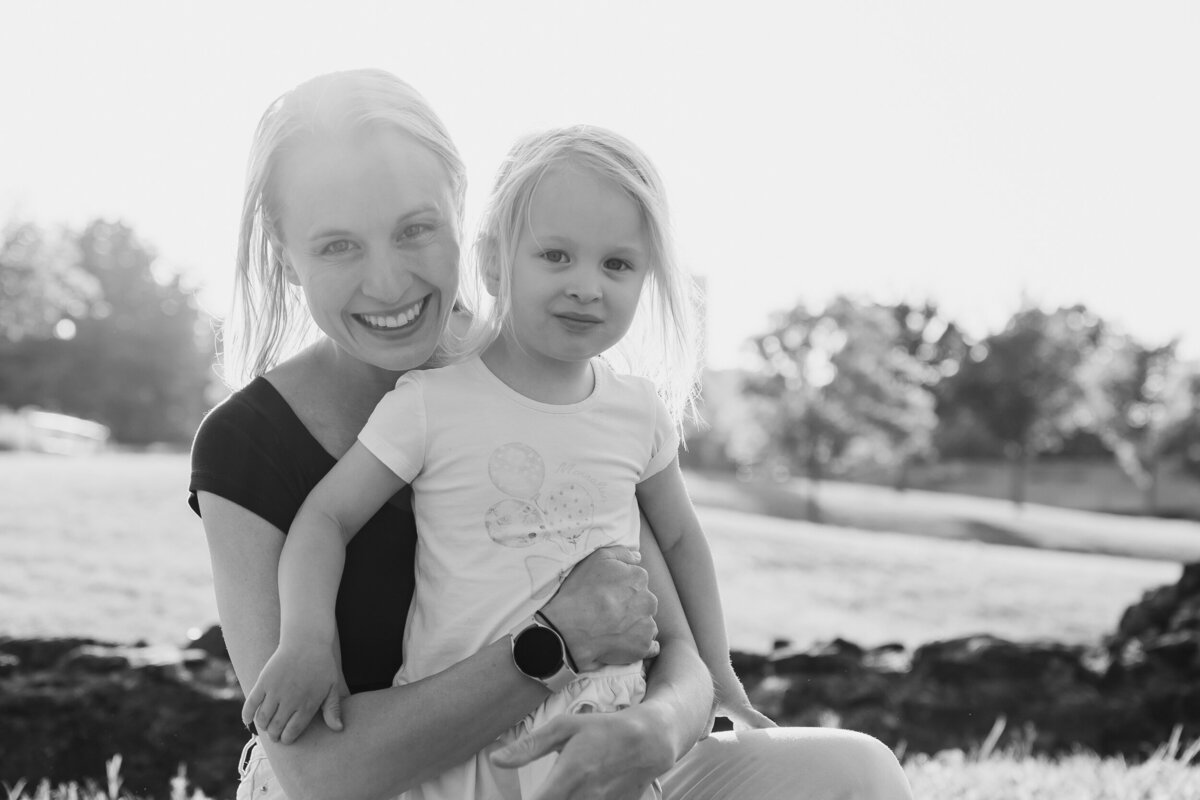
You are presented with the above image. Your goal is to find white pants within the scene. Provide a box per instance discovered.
[237,727,912,800]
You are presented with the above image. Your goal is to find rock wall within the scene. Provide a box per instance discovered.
[739,562,1200,756]
[2,563,1199,799]
[0,636,244,799]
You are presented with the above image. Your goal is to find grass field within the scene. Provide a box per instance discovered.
[2,451,1195,651]
[4,451,1200,798]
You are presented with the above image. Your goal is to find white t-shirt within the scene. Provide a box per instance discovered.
[358,355,679,686]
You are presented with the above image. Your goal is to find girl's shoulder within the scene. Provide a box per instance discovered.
[594,359,660,402]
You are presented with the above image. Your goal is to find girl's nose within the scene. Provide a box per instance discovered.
[361,249,414,302]
[566,268,602,303]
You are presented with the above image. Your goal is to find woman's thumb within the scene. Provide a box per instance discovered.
[321,686,344,731]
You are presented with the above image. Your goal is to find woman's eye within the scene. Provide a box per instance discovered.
[604,258,633,272]
[400,223,433,240]
[542,250,569,264]
[321,240,354,256]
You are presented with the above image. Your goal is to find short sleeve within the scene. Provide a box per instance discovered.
[640,386,680,482]
[189,385,311,533]
[357,373,428,483]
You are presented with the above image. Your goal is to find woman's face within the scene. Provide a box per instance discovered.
[274,128,460,374]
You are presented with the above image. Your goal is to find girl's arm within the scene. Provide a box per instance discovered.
[199,492,662,800]
[242,442,408,743]
[492,514,713,800]
[636,458,776,729]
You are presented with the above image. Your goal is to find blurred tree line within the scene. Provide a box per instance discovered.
[0,218,216,445]
[687,296,1200,515]
[4,214,1198,513]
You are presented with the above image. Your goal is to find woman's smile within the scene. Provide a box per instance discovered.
[354,296,428,332]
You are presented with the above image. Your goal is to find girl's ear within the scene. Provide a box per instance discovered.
[480,235,501,297]
[484,263,500,298]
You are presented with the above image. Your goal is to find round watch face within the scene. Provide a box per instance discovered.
[513,626,564,679]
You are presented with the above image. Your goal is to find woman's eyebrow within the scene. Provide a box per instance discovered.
[307,205,444,240]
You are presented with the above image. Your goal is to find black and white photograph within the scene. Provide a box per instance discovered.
[2,2,1198,798]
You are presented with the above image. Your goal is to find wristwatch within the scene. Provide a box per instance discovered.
[509,612,579,692]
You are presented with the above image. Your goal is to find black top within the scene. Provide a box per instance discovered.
[189,376,415,693]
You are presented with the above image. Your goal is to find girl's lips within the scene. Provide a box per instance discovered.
[555,313,603,333]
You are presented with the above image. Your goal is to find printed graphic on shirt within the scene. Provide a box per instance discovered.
[484,442,613,599]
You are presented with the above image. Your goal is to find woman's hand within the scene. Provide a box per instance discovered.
[491,705,673,800]
[540,546,660,672]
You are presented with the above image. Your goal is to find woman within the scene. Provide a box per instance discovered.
[189,68,912,800]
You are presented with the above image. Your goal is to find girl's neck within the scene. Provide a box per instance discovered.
[481,334,595,405]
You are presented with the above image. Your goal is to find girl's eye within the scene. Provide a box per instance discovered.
[541,250,570,264]
[604,258,634,272]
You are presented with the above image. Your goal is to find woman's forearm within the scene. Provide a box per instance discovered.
[263,638,548,800]
[201,494,550,800]
[636,519,713,765]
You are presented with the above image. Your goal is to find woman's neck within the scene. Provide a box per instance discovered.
[481,335,595,405]
[315,338,405,405]
[266,339,405,458]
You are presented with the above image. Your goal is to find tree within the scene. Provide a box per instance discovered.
[886,300,972,389]
[744,296,937,516]
[0,220,98,342]
[939,305,1102,505]
[0,219,216,444]
[1084,335,1200,512]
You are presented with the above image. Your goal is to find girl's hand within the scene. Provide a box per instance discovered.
[490,705,673,800]
[718,700,778,731]
[241,639,345,744]
[540,546,660,672]
[714,669,777,731]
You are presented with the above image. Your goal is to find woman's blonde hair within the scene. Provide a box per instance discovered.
[470,125,702,429]
[222,68,466,387]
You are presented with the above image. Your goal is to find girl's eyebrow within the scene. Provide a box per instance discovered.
[608,244,647,259]
[533,234,646,258]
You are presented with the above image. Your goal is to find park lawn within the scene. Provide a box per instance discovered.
[12,741,1198,800]
[1,451,1193,651]
[3,451,1200,798]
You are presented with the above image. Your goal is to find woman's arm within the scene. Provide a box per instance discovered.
[492,515,713,800]
[200,492,661,800]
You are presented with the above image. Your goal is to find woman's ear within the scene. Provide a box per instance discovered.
[270,237,301,286]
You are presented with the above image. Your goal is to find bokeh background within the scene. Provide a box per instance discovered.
[2,0,1199,654]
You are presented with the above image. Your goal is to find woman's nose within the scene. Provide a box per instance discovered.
[361,249,414,302]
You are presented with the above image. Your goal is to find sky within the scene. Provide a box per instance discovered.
[2,1,1197,368]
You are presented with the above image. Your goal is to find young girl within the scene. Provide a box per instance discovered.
[245,125,773,799]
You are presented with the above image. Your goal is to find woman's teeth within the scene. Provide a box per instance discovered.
[358,298,425,330]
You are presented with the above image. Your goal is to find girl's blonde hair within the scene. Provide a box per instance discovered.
[470,125,702,430]
[223,68,467,387]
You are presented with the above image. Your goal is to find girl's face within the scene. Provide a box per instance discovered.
[500,165,649,369]
[274,128,460,375]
